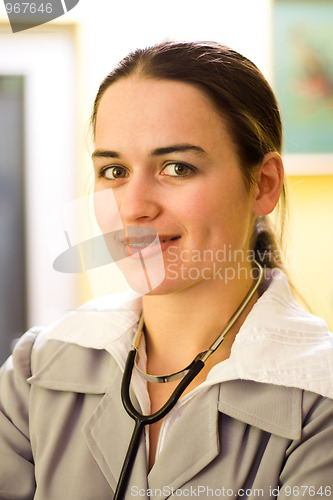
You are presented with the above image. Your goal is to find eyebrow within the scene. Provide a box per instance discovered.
[91,144,208,159]
[151,144,208,157]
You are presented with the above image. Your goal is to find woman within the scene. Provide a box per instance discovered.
[1,41,333,499]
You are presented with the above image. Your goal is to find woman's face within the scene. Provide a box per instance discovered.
[92,77,257,295]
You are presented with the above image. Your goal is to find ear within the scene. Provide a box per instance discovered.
[253,152,284,216]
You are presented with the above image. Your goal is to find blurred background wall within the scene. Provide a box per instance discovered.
[0,0,332,363]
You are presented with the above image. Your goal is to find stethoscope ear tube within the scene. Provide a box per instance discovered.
[114,349,204,499]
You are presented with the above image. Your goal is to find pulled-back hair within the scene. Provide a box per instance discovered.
[91,40,287,271]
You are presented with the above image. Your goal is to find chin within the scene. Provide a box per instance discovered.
[116,251,166,295]
[142,274,202,297]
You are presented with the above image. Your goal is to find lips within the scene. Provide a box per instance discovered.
[125,233,180,258]
[125,235,158,248]
[123,234,180,248]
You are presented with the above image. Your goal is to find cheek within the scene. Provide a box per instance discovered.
[178,182,231,221]
[169,186,212,225]
[179,181,253,246]
[167,186,222,247]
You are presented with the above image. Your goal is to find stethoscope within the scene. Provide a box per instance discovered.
[114,261,264,499]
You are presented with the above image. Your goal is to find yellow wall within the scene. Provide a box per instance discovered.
[286,175,333,329]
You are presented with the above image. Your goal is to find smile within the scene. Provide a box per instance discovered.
[123,235,181,259]
[128,242,153,248]
[126,235,180,248]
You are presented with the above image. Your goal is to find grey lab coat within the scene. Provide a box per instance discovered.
[0,327,333,499]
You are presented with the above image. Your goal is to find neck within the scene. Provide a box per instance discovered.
[142,262,260,375]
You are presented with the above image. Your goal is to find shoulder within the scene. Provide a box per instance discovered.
[1,294,141,396]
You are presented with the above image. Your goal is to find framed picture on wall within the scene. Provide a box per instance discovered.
[273,0,333,172]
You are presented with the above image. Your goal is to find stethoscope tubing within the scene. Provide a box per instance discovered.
[114,261,263,498]
[114,348,204,499]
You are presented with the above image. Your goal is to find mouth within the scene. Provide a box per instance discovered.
[122,234,181,258]
[128,235,180,246]
[127,235,180,249]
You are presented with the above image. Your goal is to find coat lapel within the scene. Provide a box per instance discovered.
[29,340,150,497]
[148,385,220,495]
[82,371,149,495]
[148,380,302,498]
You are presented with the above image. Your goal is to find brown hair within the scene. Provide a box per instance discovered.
[91,40,287,271]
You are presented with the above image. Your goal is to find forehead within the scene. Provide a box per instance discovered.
[96,76,216,116]
[94,77,230,148]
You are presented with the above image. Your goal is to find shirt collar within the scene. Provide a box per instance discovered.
[203,269,333,398]
[44,290,142,370]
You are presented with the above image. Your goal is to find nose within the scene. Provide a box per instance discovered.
[117,172,161,225]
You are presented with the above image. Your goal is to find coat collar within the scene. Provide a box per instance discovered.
[218,379,302,440]
[28,339,111,394]
[30,268,333,400]
[28,336,303,441]
[28,335,302,439]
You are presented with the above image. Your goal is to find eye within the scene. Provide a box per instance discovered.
[101,165,128,179]
[161,162,193,177]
